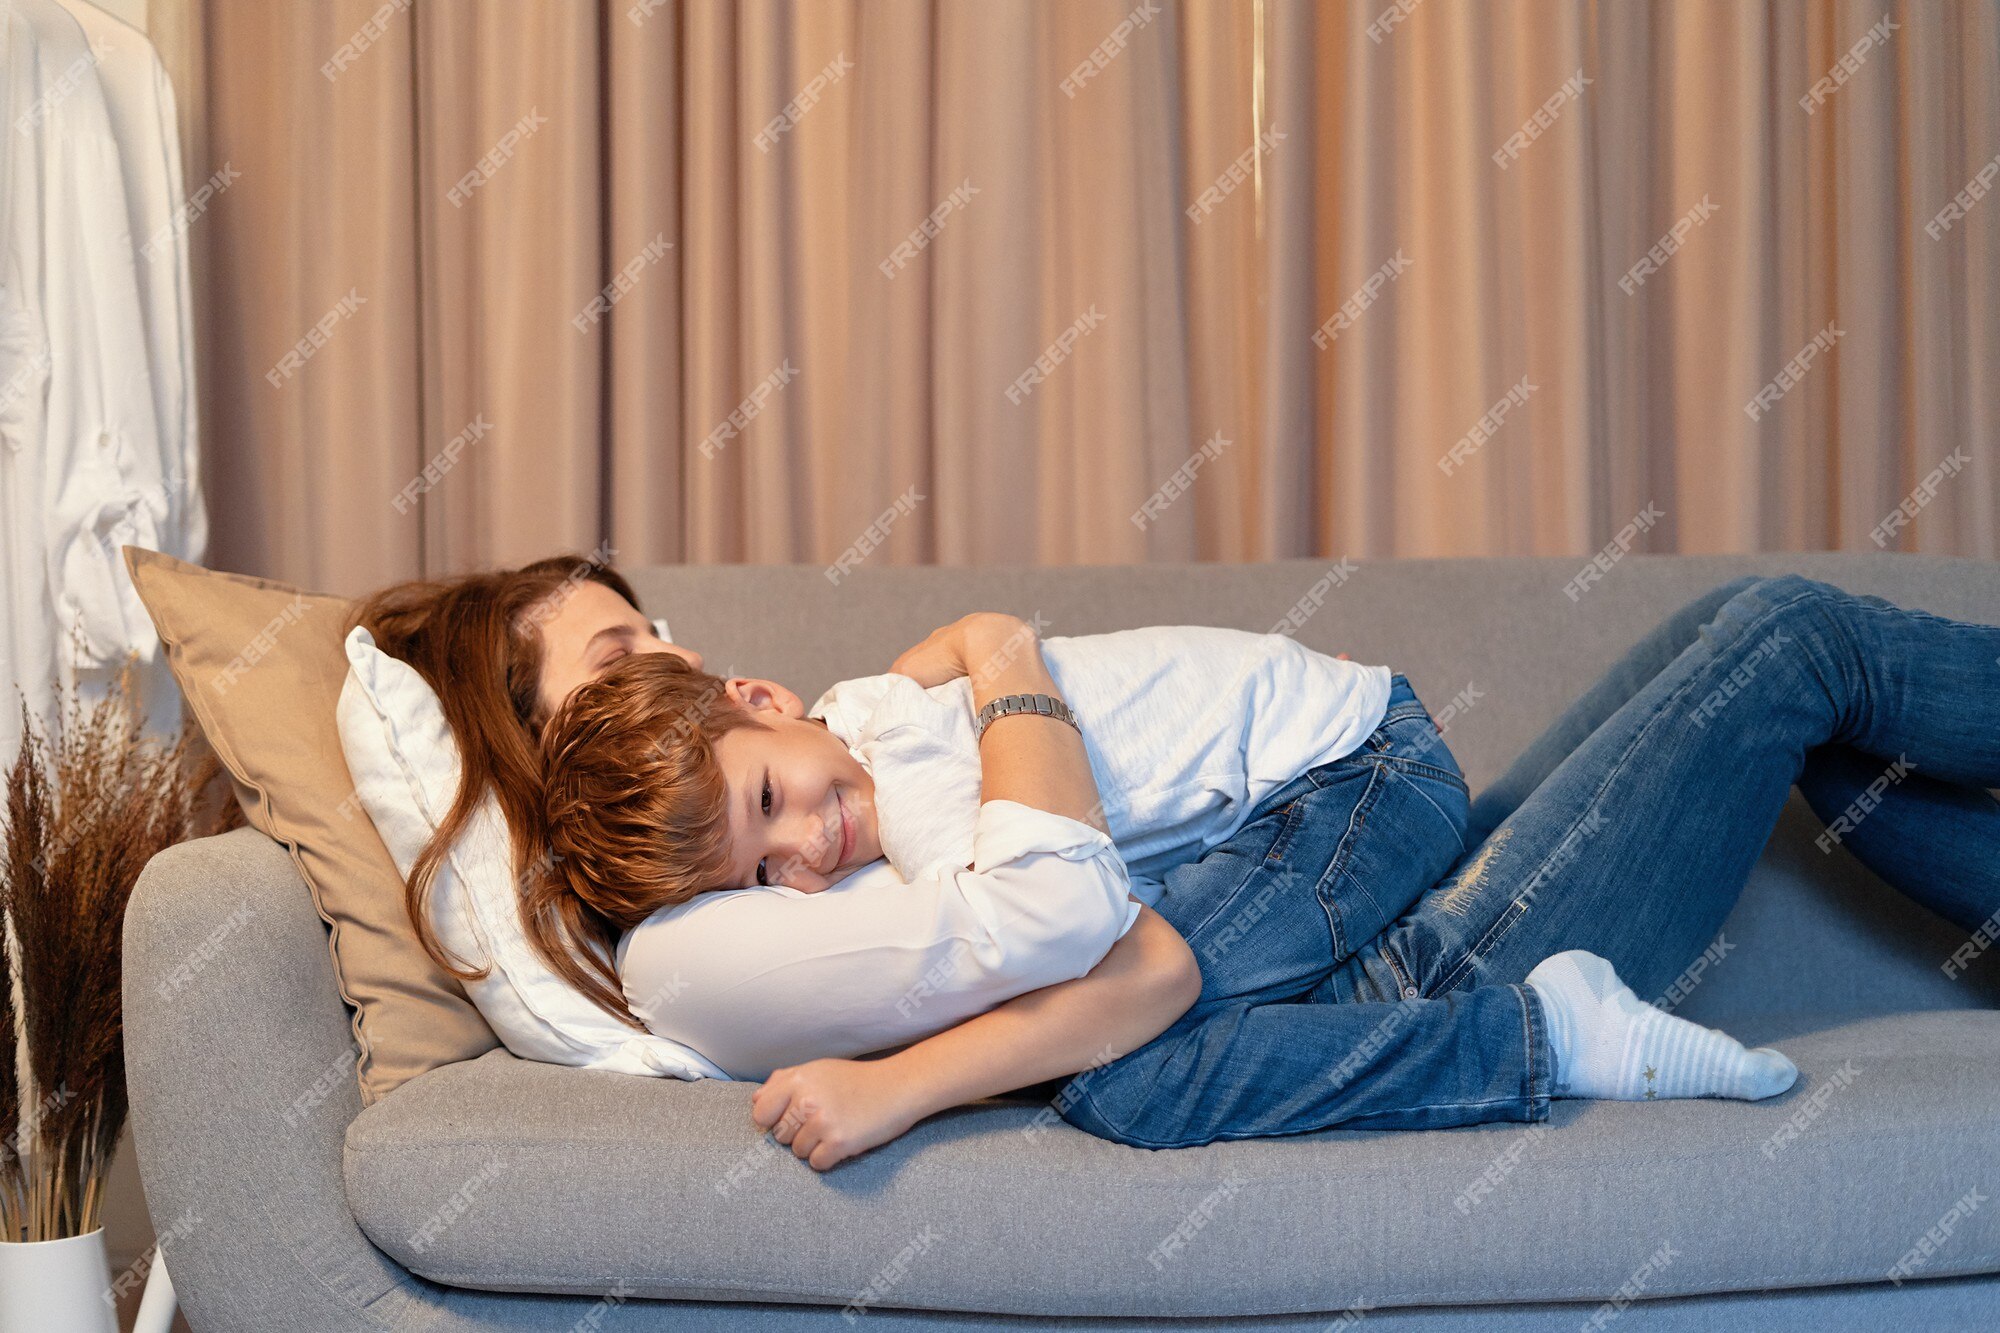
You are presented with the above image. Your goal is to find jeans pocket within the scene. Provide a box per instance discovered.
[1159,793,1297,934]
[1387,759,1471,852]
[1311,758,1469,953]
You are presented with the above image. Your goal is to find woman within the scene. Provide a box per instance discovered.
[351,556,701,1024]
[359,558,2000,1168]
[350,554,1204,1166]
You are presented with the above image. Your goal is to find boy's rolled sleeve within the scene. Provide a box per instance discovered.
[619,799,1137,1080]
[969,796,1140,950]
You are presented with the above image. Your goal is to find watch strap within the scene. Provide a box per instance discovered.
[975,692,1080,740]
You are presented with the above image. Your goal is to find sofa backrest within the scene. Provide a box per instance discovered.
[628,553,2000,1024]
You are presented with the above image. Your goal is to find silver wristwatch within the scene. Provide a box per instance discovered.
[975,692,1080,740]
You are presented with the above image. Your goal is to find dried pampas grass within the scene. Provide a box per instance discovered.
[1,810,15,1240]
[1,670,214,1242]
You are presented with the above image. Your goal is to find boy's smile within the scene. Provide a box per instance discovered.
[710,694,883,893]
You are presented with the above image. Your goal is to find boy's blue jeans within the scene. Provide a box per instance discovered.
[1055,575,2000,1149]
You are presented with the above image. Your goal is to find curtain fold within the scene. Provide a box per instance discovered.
[182,1,425,593]
[166,0,1998,595]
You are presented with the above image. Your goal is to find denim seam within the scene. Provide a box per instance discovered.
[1262,794,1310,866]
[1514,981,1554,1119]
[1795,578,1897,740]
[1379,938,1420,998]
[1381,764,1472,854]
[1321,750,1468,795]
[1089,1094,1544,1150]
[1433,898,1530,996]
[1360,752,1469,790]
[1379,703,1433,725]
[1332,1095,1532,1117]
[1430,583,1827,994]
[1307,763,1389,958]
[1359,701,1435,752]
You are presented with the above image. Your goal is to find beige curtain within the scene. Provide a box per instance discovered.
[158,0,1999,595]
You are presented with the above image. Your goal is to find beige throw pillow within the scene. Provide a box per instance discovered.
[123,547,499,1104]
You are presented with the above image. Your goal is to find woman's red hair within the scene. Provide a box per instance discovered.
[348,553,646,1028]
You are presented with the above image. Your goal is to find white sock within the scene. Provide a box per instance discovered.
[1525,950,1797,1102]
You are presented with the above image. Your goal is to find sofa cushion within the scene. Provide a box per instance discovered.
[344,1010,2000,1317]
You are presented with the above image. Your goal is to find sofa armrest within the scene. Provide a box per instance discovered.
[122,828,427,1332]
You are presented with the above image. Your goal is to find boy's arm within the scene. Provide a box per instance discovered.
[892,611,1107,830]
[750,898,1199,1170]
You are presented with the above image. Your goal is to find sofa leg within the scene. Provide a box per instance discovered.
[133,1254,178,1333]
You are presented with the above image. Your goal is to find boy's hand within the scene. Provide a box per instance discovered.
[890,612,1030,688]
[751,1057,925,1171]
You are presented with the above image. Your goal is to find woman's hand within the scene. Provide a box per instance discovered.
[890,612,1030,688]
[750,1057,925,1171]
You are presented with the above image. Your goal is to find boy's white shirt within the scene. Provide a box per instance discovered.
[618,626,1391,1080]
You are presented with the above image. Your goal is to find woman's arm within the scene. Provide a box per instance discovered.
[751,898,1200,1170]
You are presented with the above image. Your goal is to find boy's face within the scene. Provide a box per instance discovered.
[711,680,882,894]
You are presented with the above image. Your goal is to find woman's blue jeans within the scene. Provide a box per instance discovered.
[1055,575,2000,1149]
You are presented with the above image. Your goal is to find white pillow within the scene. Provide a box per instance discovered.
[336,625,727,1081]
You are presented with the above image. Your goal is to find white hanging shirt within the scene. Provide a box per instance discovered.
[1,0,193,767]
[617,626,1390,1079]
[0,1,55,766]
[58,0,204,564]
[7,0,170,671]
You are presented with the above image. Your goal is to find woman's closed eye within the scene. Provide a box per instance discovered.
[754,776,773,885]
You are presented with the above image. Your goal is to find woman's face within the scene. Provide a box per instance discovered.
[534,581,703,719]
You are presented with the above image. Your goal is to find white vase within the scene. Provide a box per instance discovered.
[0,1227,121,1333]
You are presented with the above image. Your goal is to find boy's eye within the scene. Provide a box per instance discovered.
[752,779,773,886]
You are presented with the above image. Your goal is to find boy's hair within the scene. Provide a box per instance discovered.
[541,654,771,925]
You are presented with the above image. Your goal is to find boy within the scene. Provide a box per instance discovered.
[543,612,1793,1163]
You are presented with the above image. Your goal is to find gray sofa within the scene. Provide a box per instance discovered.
[123,554,2000,1331]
